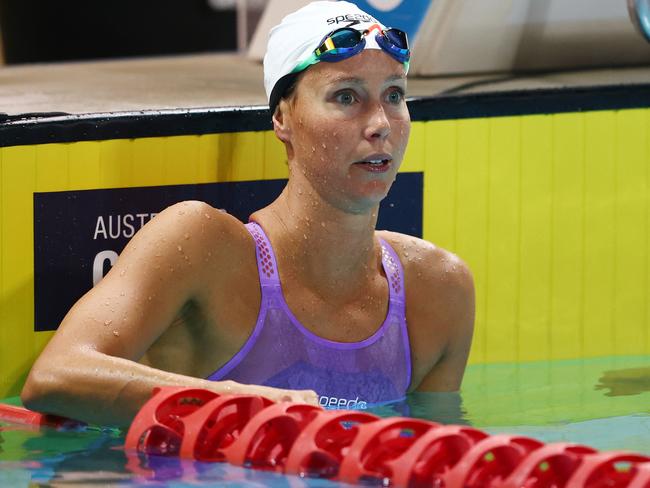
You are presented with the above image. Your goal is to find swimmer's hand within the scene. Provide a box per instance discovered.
[211,380,320,406]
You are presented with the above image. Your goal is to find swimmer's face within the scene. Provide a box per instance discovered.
[275,49,411,213]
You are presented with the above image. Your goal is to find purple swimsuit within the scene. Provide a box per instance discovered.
[207,222,412,409]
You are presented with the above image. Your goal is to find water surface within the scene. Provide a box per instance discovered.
[1,355,648,486]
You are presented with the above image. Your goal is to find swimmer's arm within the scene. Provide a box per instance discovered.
[409,247,475,392]
[23,348,310,427]
[415,306,474,391]
[21,202,317,427]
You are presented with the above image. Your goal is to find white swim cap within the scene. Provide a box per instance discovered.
[264,1,388,114]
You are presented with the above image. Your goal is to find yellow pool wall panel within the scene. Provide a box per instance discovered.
[422,109,649,364]
[1,108,649,398]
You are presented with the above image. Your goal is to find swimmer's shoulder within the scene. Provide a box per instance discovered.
[161,200,250,239]
[137,200,250,245]
[376,230,472,288]
[376,230,474,323]
[118,200,255,283]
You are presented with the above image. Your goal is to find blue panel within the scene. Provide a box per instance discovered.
[347,0,432,41]
[33,173,422,331]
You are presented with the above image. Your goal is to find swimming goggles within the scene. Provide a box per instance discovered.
[291,25,410,74]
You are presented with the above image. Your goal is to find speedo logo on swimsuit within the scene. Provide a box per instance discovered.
[326,13,377,25]
[319,395,368,410]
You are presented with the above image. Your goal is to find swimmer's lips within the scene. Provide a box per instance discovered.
[353,153,393,173]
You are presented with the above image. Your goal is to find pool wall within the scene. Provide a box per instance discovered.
[1,87,650,398]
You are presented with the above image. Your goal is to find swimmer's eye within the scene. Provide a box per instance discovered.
[386,87,405,104]
[334,90,357,106]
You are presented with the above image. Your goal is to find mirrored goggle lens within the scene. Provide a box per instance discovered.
[327,28,364,49]
[383,28,408,49]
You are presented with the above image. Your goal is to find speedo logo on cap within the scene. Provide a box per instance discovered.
[326,13,377,25]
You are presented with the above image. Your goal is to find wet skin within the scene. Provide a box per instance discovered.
[21,50,475,427]
[275,49,410,214]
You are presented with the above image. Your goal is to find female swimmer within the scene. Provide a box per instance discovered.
[21,1,474,426]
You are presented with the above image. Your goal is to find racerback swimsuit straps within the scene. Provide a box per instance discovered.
[207,222,412,409]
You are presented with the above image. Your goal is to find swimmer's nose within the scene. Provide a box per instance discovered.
[364,102,391,141]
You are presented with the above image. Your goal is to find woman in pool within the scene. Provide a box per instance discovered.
[21,1,474,426]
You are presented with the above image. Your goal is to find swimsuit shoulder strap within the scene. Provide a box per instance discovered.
[378,237,406,310]
[245,221,281,288]
[378,237,412,389]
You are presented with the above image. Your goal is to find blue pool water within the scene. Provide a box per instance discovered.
[1,356,648,486]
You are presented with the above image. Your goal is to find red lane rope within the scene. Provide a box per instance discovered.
[0,402,81,429]
[124,387,650,488]
[3,388,649,487]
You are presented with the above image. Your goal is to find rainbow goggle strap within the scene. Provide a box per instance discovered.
[291,25,410,74]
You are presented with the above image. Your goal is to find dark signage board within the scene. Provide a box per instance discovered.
[34,173,422,331]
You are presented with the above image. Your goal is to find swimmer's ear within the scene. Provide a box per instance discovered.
[272,99,292,143]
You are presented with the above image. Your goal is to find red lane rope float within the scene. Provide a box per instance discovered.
[284,409,380,479]
[179,394,274,462]
[443,434,545,488]
[385,424,488,487]
[337,417,439,484]
[125,386,219,456]
[566,452,650,487]
[219,401,321,471]
[501,442,598,488]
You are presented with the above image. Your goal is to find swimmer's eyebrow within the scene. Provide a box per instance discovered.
[385,74,407,84]
[328,74,407,86]
[329,76,366,86]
